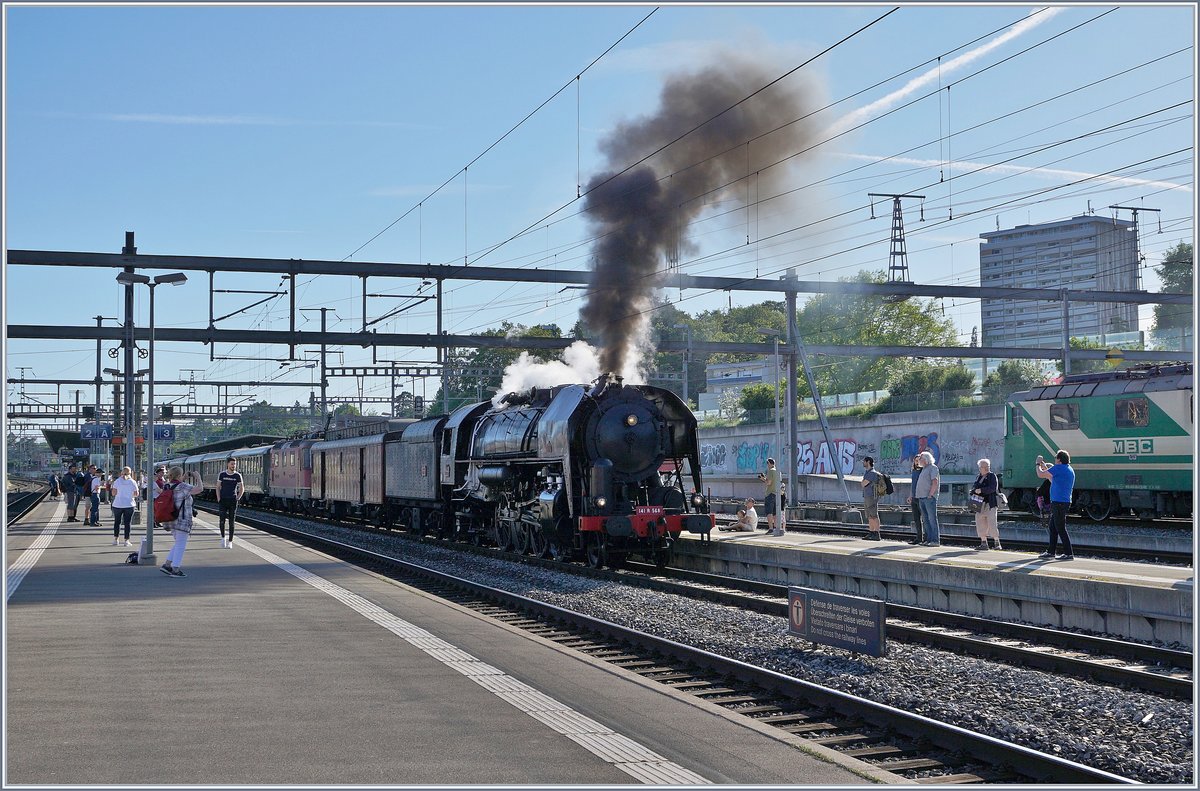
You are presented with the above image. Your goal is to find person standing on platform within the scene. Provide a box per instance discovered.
[47,471,60,500]
[216,457,244,548]
[971,458,1001,550]
[1036,450,1075,560]
[860,456,883,540]
[63,464,82,522]
[110,466,139,546]
[916,451,941,546]
[159,467,203,578]
[90,468,106,526]
[758,458,783,537]
[80,464,96,525]
[905,456,924,545]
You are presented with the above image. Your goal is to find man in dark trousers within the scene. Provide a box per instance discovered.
[1035,450,1075,560]
[62,463,82,522]
[216,457,244,548]
[905,456,924,544]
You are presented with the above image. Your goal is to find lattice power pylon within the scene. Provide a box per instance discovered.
[868,193,925,283]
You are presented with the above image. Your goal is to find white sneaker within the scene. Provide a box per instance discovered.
[124,540,132,547]
[220,538,227,548]
[227,538,234,548]
[112,539,119,545]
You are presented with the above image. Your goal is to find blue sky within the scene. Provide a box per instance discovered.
[5,3,1195,417]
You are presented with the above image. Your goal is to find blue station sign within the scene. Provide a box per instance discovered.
[142,425,176,441]
[787,587,886,657]
[81,424,114,440]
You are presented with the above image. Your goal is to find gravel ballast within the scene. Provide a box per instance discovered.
[263,518,1195,784]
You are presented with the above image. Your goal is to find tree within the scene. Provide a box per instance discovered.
[716,389,742,420]
[793,271,961,397]
[981,359,1047,403]
[1151,242,1193,349]
[430,322,565,412]
[1054,336,1133,376]
[876,363,976,412]
[739,382,782,411]
[888,363,976,396]
[333,403,361,417]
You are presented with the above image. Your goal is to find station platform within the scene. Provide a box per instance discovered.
[6,499,894,786]
[678,528,1194,648]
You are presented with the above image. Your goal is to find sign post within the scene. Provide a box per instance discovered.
[787,587,887,657]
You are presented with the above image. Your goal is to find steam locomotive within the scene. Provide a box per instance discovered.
[168,375,714,567]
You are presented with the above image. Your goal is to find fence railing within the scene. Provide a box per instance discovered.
[730,385,1026,425]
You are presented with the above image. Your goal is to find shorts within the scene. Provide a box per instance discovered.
[763,493,777,515]
[862,495,880,519]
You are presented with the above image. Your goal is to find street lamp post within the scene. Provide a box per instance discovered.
[757,328,783,465]
[116,271,188,564]
[672,324,691,405]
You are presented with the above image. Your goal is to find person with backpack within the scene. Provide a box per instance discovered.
[157,467,204,578]
[47,472,60,501]
[80,464,99,526]
[860,456,883,541]
[62,463,82,522]
[971,458,1002,551]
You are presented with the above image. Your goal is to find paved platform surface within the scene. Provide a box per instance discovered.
[7,499,893,786]
[698,527,1194,590]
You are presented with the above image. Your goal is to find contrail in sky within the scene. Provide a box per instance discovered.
[835,153,1192,193]
[826,7,1065,137]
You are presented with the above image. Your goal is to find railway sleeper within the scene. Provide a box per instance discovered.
[915,772,990,784]
[876,758,947,771]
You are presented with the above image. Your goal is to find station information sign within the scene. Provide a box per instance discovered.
[81,424,114,440]
[141,425,176,441]
[787,587,886,657]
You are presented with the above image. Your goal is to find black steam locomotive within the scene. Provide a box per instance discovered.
[174,374,714,568]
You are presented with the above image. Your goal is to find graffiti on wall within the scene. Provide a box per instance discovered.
[700,443,728,473]
[736,441,772,474]
[795,439,858,475]
[701,424,1003,478]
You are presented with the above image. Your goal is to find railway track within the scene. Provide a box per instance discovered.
[6,479,49,525]
[203,504,1147,783]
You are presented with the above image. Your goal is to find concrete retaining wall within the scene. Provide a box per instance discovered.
[673,538,1193,648]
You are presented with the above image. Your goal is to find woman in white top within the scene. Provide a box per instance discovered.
[158,467,204,578]
[110,466,140,546]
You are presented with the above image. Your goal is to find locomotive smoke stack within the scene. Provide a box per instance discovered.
[581,45,821,378]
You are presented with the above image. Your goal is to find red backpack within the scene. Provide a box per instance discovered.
[153,483,179,524]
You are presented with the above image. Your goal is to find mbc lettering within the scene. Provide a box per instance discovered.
[1113,438,1154,456]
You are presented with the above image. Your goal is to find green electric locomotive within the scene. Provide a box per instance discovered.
[1003,364,1193,520]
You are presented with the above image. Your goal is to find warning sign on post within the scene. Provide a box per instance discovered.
[787,587,886,657]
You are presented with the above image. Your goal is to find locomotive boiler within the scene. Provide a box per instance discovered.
[455,374,714,567]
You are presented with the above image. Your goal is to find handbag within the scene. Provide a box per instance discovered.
[968,494,984,513]
[997,491,1009,509]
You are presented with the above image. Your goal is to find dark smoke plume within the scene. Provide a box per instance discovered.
[581,50,820,377]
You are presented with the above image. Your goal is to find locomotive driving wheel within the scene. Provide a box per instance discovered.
[526,522,548,558]
[584,534,605,568]
[514,523,531,555]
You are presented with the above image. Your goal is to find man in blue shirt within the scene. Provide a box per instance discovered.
[1035,449,1075,560]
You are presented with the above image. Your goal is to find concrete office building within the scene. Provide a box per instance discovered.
[979,215,1140,349]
